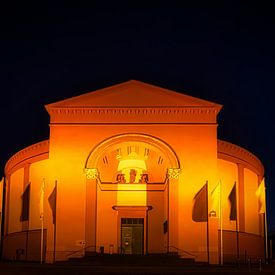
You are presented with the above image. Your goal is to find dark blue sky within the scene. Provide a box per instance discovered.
[1,2,275,232]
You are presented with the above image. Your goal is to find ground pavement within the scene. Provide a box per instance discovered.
[0,261,274,275]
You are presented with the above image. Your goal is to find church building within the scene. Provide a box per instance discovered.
[2,80,266,264]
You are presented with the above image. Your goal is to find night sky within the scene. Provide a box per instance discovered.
[1,2,275,232]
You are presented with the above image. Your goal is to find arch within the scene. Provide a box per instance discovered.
[85,133,180,182]
[85,133,180,169]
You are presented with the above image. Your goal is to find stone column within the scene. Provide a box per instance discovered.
[167,168,181,252]
[85,168,99,253]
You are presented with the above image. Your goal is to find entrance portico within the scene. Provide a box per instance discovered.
[84,133,181,255]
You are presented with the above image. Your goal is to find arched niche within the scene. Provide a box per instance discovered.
[85,133,181,183]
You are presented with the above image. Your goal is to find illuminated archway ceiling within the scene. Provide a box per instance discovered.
[97,141,170,183]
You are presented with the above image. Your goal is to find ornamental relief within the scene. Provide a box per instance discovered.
[167,168,182,179]
[85,167,181,183]
[84,168,99,180]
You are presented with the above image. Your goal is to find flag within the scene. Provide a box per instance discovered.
[211,182,221,217]
[0,178,4,227]
[192,183,208,222]
[21,184,30,221]
[0,177,4,213]
[228,183,237,220]
[256,178,266,214]
[48,184,57,224]
[39,180,45,220]
[163,220,168,234]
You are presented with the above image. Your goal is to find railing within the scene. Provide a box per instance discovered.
[66,244,197,259]
[218,229,265,264]
[167,246,197,258]
[66,245,97,258]
[247,257,264,272]
[3,229,47,261]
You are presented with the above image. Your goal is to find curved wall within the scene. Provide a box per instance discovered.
[3,141,49,261]
[5,140,49,176]
[218,140,264,177]
[217,140,265,262]
[217,139,264,234]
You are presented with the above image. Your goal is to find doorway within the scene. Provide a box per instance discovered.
[121,218,144,255]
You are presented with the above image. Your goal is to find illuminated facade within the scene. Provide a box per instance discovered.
[2,80,266,264]
[0,178,3,246]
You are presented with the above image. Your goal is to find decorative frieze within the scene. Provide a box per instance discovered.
[47,106,221,124]
[48,106,220,117]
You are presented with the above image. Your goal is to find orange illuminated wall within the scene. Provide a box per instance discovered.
[217,159,238,231]
[8,168,24,233]
[2,80,265,264]
[244,168,260,235]
[29,159,50,230]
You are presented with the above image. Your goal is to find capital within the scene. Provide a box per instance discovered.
[84,168,99,180]
[167,168,182,179]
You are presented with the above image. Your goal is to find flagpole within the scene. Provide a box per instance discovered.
[256,178,268,263]
[264,183,268,263]
[40,179,45,264]
[220,180,223,265]
[41,208,44,264]
[206,180,209,264]
[235,181,239,261]
[53,180,57,263]
[263,212,268,263]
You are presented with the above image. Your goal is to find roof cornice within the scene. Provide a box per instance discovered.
[5,140,49,175]
[47,106,221,124]
[217,139,264,177]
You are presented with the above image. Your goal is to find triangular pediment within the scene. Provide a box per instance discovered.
[45,80,222,109]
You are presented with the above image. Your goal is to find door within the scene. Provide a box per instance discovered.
[121,218,144,254]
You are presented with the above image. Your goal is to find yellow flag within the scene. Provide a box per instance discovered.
[39,180,45,220]
[211,182,220,217]
[256,178,266,214]
[0,177,4,215]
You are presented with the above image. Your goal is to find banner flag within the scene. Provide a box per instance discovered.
[256,178,266,214]
[48,184,57,224]
[192,183,208,222]
[0,177,4,213]
[211,182,221,217]
[0,177,3,225]
[228,183,237,220]
[39,180,45,220]
[20,184,30,221]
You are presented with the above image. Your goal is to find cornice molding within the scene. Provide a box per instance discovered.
[48,106,220,115]
[47,106,220,124]
[112,205,153,211]
[217,139,264,177]
[5,140,49,175]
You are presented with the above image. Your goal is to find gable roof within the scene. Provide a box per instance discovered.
[45,80,222,109]
[45,80,222,124]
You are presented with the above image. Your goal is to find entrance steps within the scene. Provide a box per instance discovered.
[68,253,195,266]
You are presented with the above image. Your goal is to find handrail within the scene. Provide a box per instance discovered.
[66,245,97,258]
[168,246,197,258]
[66,244,197,259]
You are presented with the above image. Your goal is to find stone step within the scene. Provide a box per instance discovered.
[68,253,195,266]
